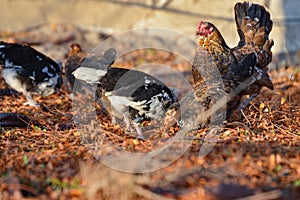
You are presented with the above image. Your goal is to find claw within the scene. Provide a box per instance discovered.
[23,101,39,107]
[23,92,39,107]
[238,94,257,118]
[133,123,145,140]
[122,113,145,140]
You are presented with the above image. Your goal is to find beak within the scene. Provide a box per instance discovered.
[196,30,202,36]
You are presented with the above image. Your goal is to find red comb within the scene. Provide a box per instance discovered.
[197,21,204,30]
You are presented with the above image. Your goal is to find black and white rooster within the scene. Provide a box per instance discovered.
[0,41,63,106]
[71,45,178,139]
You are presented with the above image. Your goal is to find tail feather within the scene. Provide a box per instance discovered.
[72,48,117,85]
[234,2,273,47]
[100,48,117,66]
[257,68,274,90]
[233,52,256,78]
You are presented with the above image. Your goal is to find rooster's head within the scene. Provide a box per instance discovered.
[196,21,215,38]
[196,21,229,50]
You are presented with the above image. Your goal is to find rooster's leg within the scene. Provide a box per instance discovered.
[122,113,145,140]
[122,113,131,130]
[133,123,145,140]
[238,94,258,117]
[23,91,39,107]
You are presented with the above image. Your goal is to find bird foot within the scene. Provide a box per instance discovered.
[23,100,39,107]
[238,94,257,118]
[23,92,39,107]
[120,114,145,139]
[110,116,118,125]
[133,123,145,140]
[123,123,145,140]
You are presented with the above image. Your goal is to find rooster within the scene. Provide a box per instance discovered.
[186,50,259,127]
[192,1,274,118]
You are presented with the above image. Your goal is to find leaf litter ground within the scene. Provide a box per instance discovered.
[0,24,300,199]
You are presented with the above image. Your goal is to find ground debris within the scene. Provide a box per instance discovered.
[0,25,300,199]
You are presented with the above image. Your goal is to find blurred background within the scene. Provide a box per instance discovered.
[0,0,300,68]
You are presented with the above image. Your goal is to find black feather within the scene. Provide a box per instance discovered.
[0,41,62,106]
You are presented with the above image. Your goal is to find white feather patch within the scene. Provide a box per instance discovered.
[2,68,24,93]
[42,66,54,77]
[254,67,263,80]
[37,74,60,96]
[106,94,131,113]
[73,67,107,84]
[4,59,22,68]
[128,100,148,114]
[36,55,43,61]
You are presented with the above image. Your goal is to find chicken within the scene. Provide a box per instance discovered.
[0,41,63,106]
[192,1,274,117]
[64,43,87,92]
[72,46,178,139]
[65,43,117,91]
[188,50,259,126]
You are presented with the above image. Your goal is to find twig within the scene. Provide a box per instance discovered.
[224,122,253,134]
[0,113,34,127]
[236,189,281,200]
[40,104,72,118]
[134,185,173,200]
[240,109,251,125]
[7,183,39,197]
[181,136,239,143]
